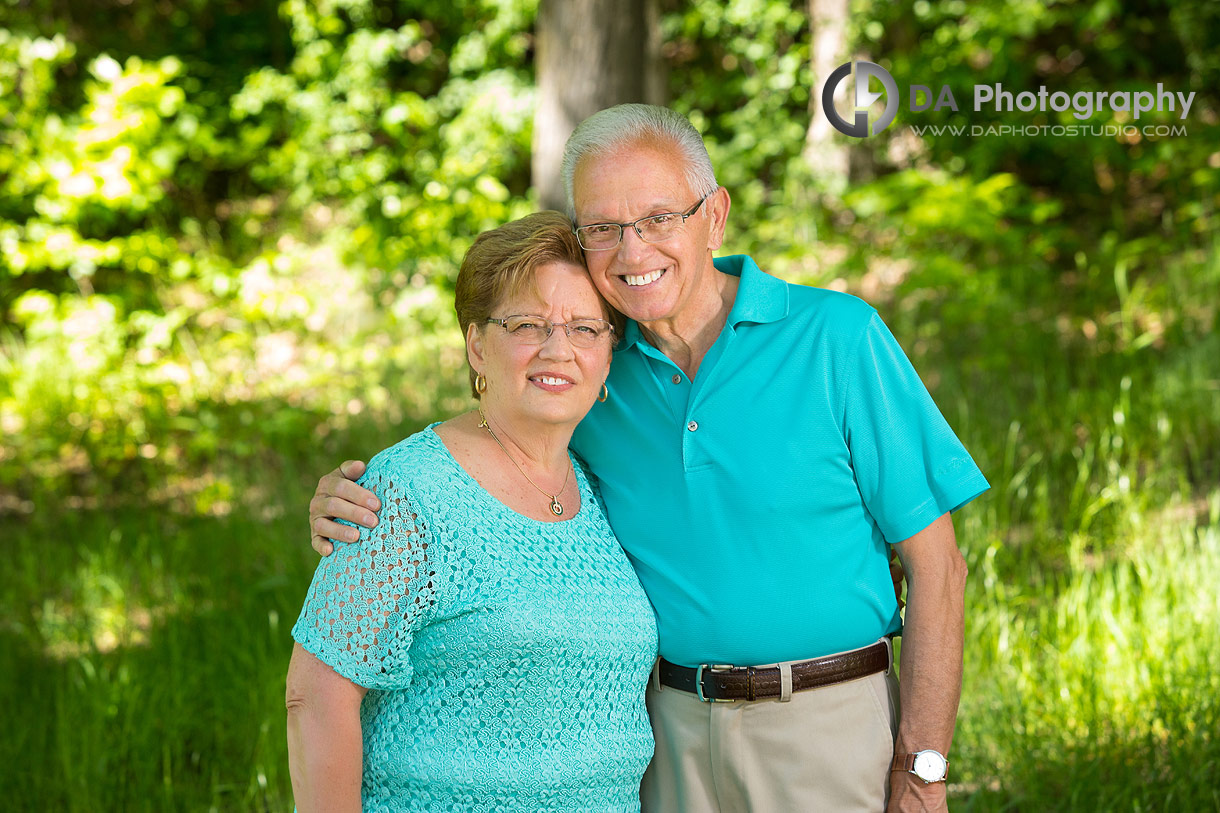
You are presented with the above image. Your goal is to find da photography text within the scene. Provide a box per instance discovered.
[823,61,1196,138]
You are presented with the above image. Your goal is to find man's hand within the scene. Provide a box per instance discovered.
[309,460,381,556]
[888,769,949,813]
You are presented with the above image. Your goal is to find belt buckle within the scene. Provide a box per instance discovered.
[695,663,736,703]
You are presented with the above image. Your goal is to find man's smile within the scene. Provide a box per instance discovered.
[622,268,667,287]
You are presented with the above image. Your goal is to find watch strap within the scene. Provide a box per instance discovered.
[891,751,949,780]
[891,753,917,772]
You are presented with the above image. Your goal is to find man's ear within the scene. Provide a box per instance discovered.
[706,186,731,252]
[466,321,485,372]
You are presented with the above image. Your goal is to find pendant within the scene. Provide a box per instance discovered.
[550,498,564,517]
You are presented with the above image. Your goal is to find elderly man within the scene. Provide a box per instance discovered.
[309,104,988,811]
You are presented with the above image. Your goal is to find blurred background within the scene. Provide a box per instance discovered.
[1,0,1218,810]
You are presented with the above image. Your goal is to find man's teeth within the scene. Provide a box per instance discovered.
[624,269,665,287]
[534,376,569,386]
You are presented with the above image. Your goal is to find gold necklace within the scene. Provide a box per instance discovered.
[478,410,570,516]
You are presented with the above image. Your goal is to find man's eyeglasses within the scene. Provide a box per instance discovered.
[486,315,616,348]
[573,192,712,251]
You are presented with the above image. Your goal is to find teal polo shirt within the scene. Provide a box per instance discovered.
[571,254,989,667]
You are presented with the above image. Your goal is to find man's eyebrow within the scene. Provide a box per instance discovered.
[579,201,686,223]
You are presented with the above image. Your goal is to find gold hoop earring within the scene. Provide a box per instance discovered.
[475,373,487,395]
[598,383,609,402]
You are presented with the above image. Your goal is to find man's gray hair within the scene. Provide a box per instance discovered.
[561,104,719,219]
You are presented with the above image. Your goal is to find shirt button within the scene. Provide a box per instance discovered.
[687,420,698,432]
[671,374,682,384]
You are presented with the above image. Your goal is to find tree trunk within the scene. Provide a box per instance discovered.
[803,0,851,196]
[532,0,666,212]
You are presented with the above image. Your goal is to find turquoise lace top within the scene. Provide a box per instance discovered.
[292,425,658,812]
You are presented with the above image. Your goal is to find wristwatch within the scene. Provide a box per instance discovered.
[891,749,949,783]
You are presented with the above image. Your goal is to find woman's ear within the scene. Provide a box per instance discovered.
[466,321,485,372]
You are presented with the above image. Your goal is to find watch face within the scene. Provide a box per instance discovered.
[913,751,947,782]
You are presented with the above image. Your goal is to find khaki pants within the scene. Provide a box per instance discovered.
[640,645,900,813]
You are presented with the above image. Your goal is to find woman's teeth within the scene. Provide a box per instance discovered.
[534,376,569,386]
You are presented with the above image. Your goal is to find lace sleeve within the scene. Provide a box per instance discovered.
[291,453,437,690]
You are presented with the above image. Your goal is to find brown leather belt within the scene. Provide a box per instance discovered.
[659,640,891,702]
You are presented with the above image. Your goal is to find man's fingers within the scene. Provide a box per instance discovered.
[331,475,381,513]
[311,534,335,557]
[339,459,367,481]
[319,495,377,528]
[313,517,361,545]
[307,461,375,558]
[313,461,376,501]
[308,488,377,529]
[314,468,379,512]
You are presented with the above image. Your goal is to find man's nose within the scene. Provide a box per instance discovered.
[617,224,650,263]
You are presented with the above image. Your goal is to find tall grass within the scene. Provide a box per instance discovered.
[1,503,309,811]
[955,498,1220,810]
[938,246,1220,811]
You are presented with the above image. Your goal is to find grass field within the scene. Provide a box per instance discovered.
[3,253,1218,812]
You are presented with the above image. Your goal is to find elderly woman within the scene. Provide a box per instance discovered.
[285,212,658,812]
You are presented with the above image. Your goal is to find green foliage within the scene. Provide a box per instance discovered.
[667,0,812,200]
[0,0,537,500]
[862,0,1220,252]
[235,0,538,272]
